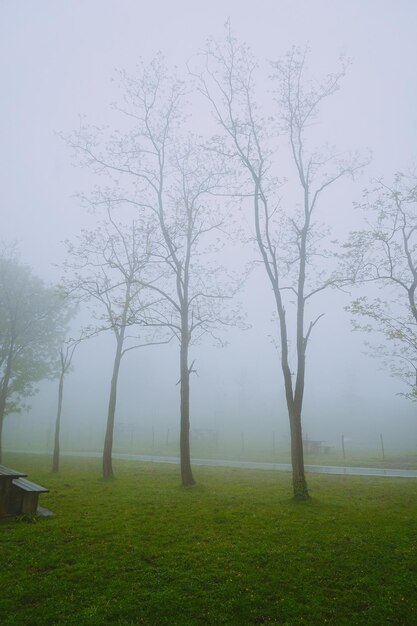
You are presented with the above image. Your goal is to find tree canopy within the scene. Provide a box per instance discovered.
[0,248,70,460]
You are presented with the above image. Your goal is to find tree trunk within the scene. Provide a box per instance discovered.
[289,407,308,500]
[52,372,64,473]
[281,347,308,499]
[179,337,195,486]
[289,341,309,499]
[0,395,6,464]
[102,336,124,480]
[0,350,13,465]
[274,288,310,500]
[253,178,310,500]
[287,197,310,501]
[0,414,3,465]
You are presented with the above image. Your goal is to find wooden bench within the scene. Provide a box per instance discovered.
[8,477,49,516]
[0,465,27,517]
[303,439,324,454]
[303,440,334,455]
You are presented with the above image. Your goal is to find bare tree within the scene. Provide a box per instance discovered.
[66,57,238,486]
[52,333,85,473]
[64,211,165,479]
[194,29,365,499]
[143,140,238,486]
[346,173,417,400]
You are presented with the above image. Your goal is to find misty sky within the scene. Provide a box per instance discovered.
[1,1,416,452]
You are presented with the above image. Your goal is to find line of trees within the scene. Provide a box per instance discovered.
[65,56,241,486]
[2,29,415,500]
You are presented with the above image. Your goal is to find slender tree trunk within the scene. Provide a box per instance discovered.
[289,405,308,499]
[282,358,308,499]
[274,286,309,500]
[253,181,309,500]
[102,335,124,480]
[52,372,64,473]
[179,333,195,486]
[0,394,6,464]
[290,262,309,495]
[0,350,13,465]
[283,186,310,500]
[0,414,3,465]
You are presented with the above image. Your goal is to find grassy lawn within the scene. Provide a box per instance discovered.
[1,453,416,625]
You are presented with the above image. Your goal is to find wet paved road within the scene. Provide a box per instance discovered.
[58,451,417,478]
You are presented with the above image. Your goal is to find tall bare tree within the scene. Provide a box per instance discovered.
[346,173,417,400]
[66,57,238,486]
[143,140,237,486]
[52,333,85,473]
[194,30,365,499]
[64,211,164,479]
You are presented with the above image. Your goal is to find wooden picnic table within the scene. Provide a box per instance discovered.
[303,440,334,455]
[8,478,49,515]
[0,465,27,517]
[303,439,324,454]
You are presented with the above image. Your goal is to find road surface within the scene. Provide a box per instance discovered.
[54,450,417,478]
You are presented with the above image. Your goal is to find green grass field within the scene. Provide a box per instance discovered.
[1,453,417,625]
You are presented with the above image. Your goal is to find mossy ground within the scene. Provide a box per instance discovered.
[1,453,416,625]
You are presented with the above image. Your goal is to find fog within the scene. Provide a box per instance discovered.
[1,1,416,457]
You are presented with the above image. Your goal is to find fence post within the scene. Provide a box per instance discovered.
[380,433,385,461]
